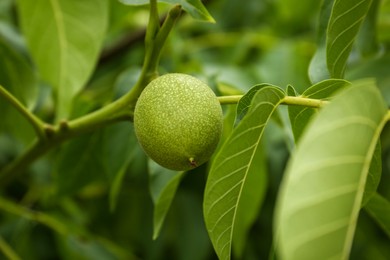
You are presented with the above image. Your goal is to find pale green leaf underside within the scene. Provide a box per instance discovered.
[149,160,184,240]
[326,0,373,78]
[204,86,285,260]
[17,0,109,119]
[276,81,388,260]
[119,0,215,22]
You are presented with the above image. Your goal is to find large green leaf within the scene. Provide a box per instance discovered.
[288,79,350,142]
[149,160,184,240]
[17,0,109,119]
[119,0,215,22]
[275,80,388,260]
[326,0,373,78]
[204,86,285,260]
[364,192,390,238]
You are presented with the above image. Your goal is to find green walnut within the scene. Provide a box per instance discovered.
[134,73,223,171]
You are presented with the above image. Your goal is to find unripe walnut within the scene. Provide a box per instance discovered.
[134,73,223,171]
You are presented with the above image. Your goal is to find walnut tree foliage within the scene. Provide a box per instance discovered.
[0,0,390,259]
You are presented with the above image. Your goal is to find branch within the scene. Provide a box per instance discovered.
[218,95,329,108]
[0,85,46,140]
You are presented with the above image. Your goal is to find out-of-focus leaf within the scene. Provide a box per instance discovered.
[0,38,37,108]
[326,0,373,78]
[258,41,313,93]
[362,142,381,206]
[102,122,141,211]
[288,79,351,142]
[356,0,380,57]
[308,0,334,83]
[149,160,184,240]
[235,83,277,126]
[204,86,285,260]
[364,192,390,238]
[55,132,106,196]
[17,0,109,119]
[346,53,390,106]
[119,0,215,23]
[0,38,38,145]
[275,80,388,259]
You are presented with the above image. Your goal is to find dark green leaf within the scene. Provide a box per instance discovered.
[17,0,109,119]
[275,80,388,259]
[356,0,381,57]
[308,0,334,83]
[326,0,373,78]
[149,160,184,239]
[0,38,38,145]
[362,141,381,206]
[103,122,141,211]
[119,0,215,22]
[204,86,285,260]
[364,192,390,238]
[55,132,106,196]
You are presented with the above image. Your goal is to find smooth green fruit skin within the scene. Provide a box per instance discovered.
[134,73,223,171]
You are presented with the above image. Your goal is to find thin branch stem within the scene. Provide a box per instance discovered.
[218,95,329,108]
[217,95,242,104]
[282,96,329,108]
[0,236,21,260]
[0,85,46,140]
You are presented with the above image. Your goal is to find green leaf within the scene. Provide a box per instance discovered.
[308,0,334,83]
[204,86,285,260]
[103,122,141,211]
[232,144,267,259]
[288,79,351,142]
[0,38,38,145]
[119,0,215,23]
[0,38,38,109]
[149,160,184,240]
[326,0,373,78]
[364,192,390,238]
[275,80,388,260]
[16,0,109,119]
[356,0,380,57]
[55,132,106,196]
[235,83,277,126]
